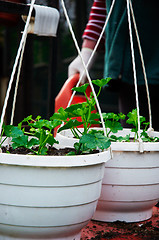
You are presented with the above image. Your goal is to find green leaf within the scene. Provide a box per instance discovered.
[110,134,130,142]
[74,142,89,154]
[126,109,137,126]
[30,119,53,130]
[12,135,29,149]
[102,112,125,121]
[51,119,62,129]
[131,127,138,133]
[22,115,33,122]
[105,120,123,133]
[65,103,86,115]
[35,115,41,121]
[126,109,146,127]
[72,108,85,117]
[140,131,159,142]
[39,147,48,155]
[88,129,103,135]
[109,135,118,142]
[27,138,39,148]
[89,113,99,120]
[72,83,89,93]
[4,125,24,138]
[66,151,76,156]
[118,113,126,120]
[47,136,59,145]
[102,112,116,120]
[52,107,69,121]
[39,128,47,145]
[30,119,61,131]
[57,119,82,133]
[118,135,130,142]
[92,78,111,87]
[18,115,33,129]
[89,120,100,125]
[79,133,111,150]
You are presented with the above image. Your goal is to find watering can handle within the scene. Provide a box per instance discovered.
[55,74,92,112]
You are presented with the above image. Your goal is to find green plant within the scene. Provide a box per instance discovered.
[0,124,23,150]
[101,108,159,142]
[101,112,127,141]
[2,116,61,155]
[0,78,112,155]
[52,78,111,155]
[126,108,159,142]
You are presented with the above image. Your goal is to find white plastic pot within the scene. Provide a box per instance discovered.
[0,143,111,239]
[56,128,159,222]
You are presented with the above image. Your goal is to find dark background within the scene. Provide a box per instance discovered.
[0,0,118,125]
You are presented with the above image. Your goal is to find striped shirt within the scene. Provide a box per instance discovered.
[82,0,106,44]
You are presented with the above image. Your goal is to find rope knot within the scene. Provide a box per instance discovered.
[138,138,144,153]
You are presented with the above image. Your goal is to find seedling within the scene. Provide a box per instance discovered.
[2,116,61,155]
[102,112,126,139]
[101,108,159,142]
[126,109,159,142]
[0,78,112,155]
[53,78,111,154]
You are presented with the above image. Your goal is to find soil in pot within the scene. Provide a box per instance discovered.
[1,146,75,156]
[1,146,100,156]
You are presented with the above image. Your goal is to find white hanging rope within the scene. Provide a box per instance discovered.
[126,0,142,142]
[0,0,36,136]
[60,0,105,135]
[10,36,27,125]
[67,0,116,107]
[129,0,152,130]
[60,0,116,137]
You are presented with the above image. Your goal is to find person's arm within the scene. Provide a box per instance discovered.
[82,0,106,45]
[68,0,106,83]
[82,39,97,49]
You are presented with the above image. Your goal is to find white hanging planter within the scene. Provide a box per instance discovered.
[0,2,111,237]
[0,141,111,240]
[56,128,159,222]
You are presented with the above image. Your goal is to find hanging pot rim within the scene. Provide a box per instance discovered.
[56,128,159,152]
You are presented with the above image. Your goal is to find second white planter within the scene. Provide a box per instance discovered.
[56,128,159,222]
[93,150,159,222]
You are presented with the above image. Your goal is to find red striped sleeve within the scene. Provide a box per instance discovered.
[82,0,106,43]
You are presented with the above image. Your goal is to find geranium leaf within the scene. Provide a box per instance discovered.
[27,138,39,148]
[105,120,123,133]
[39,147,48,155]
[79,133,111,150]
[4,125,24,138]
[47,136,59,145]
[52,107,68,121]
[57,119,82,133]
[12,135,29,149]
[72,83,89,93]
[92,78,111,87]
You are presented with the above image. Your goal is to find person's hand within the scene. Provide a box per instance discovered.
[68,48,97,84]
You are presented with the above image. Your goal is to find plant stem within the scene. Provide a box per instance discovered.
[38,129,52,155]
[71,128,80,139]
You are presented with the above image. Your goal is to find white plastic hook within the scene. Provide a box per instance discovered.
[22,5,60,37]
